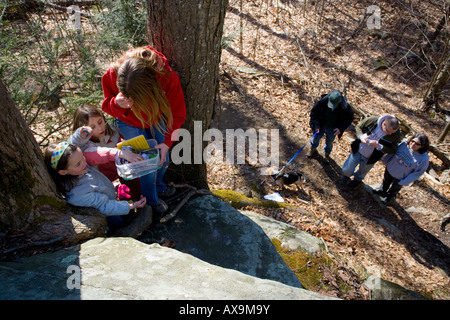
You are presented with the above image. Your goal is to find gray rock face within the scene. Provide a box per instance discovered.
[364,275,429,300]
[240,210,325,256]
[0,194,427,300]
[140,195,302,288]
[0,237,337,300]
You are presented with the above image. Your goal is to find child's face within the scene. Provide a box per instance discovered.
[59,147,87,176]
[87,116,106,139]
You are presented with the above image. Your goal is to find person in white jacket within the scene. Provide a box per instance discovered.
[44,141,147,232]
[373,133,430,205]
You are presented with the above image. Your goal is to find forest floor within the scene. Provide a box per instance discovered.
[208,0,450,299]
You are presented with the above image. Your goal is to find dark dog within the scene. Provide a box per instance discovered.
[269,169,303,189]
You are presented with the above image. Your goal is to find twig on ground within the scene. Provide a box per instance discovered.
[159,184,212,223]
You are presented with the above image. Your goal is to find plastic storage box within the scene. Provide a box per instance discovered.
[115,138,161,180]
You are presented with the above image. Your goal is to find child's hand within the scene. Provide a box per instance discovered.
[119,149,144,163]
[129,195,147,210]
[80,126,92,139]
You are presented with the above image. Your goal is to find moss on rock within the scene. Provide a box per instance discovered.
[212,189,295,209]
[271,238,328,291]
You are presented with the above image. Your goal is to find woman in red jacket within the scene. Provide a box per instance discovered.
[101,46,186,214]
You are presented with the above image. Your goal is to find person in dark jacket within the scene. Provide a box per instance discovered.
[307,90,354,160]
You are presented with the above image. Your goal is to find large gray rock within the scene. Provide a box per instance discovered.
[141,195,302,288]
[240,210,325,256]
[0,237,337,300]
[364,275,429,300]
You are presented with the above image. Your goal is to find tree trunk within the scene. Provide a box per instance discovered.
[0,79,57,230]
[421,40,450,111]
[0,79,106,259]
[422,5,449,57]
[146,0,228,189]
[438,121,450,143]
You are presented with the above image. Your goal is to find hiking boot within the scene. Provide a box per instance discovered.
[381,196,395,206]
[158,186,176,198]
[323,152,331,164]
[307,147,317,158]
[372,188,388,197]
[152,199,169,214]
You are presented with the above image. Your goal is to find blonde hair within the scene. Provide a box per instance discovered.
[112,47,173,133]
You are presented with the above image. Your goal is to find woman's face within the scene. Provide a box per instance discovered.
[87,116,106,139]
[409,138,422,152]
[60,147,87,176]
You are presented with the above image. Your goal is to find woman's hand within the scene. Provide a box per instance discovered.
[155,143,169,165]
[116,92,134,109]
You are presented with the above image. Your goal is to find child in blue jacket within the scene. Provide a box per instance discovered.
[44,141,147,231]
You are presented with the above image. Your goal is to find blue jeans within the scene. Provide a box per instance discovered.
[106,216,125,235]
[342,151,375,181]
[116,119,169,206]
[310,128,336,154]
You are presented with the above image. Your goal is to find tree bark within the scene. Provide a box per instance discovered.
[0,79,106,259]
[438,121,450,143]
[0,79,57,231]
[146,0,228,189]
[421,40,450,111]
